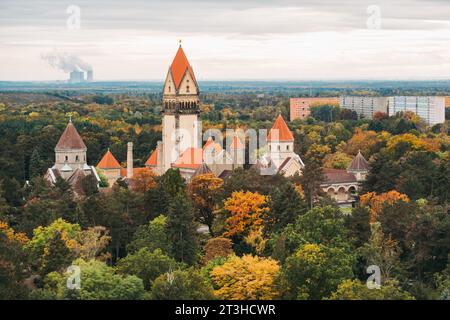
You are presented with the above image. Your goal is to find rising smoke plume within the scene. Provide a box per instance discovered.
[41,51,92,72]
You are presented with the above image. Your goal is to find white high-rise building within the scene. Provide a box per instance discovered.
[340,96,389,119]
[388,96,445,126]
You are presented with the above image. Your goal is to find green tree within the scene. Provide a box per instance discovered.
[150,269,214,300]
[41,259,145,300]
[329,279,415,300]
[127,215,172,255]
[267,183,307,233]
[167,193,198,265]
[278,243,355,300]
[117,248,179,290]
[29,148,44,179]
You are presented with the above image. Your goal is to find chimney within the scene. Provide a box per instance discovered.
[127,142,133,179]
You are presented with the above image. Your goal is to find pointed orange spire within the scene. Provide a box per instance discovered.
[145,149,158,167]
[97,150,121,169]
[169,45,197,90]
[267,114,294,142]
[230,134,244,149]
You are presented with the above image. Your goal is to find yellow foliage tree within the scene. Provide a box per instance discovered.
[345,128,379,156]
[210,255,280,300]
[360,190,409,222]
[223,191,269,239]
[0,221,29,244]
[386,133,439,153]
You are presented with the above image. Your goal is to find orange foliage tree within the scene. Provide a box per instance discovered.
[360,190,409,222]
[345,128,380,156]
[386,133,439,153]
[188,173,224,235]
[222,191,269,239]
[129,169,157,193]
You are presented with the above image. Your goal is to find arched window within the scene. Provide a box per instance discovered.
[65,156,68,162]
[287,145,290,151]
[277,145,280,151]
[76,155,79,162]
[186,85,190,93]
[168,86,171,92]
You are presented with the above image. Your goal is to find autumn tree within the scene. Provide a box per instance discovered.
[223,191,269,253]
[211,255,280,300]
[129,169,156,193]
[188,173,223,235]
[203,237,234,264]
[344,128,380,156]
[360,190,409,222]
[0,222,30,299]
[25,218,81,275]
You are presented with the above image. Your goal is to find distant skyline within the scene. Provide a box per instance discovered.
[1,0,450,81]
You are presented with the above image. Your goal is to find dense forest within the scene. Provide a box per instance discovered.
[0,91,449,300]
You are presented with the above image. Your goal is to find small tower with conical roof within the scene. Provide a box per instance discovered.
[54,120,88,177]
[347,150,369,181]
[267,114,295,167]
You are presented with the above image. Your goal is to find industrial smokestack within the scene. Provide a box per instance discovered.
[87,70,93,82]
[127,142,133,179]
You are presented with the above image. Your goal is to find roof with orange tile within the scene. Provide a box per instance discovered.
[230,135,244,149]
[203,137,222,153]
[267,114,294,142]
[145,149,158,167]
[170,45,197,90]
[97,150,121,169]
[120,167,152,178]
[172,147,203,169]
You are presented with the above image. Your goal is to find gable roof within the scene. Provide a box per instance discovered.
[55,122,87,150]
[169,45,197,90]
[203,137,222,153]
[322,168,358,184]
[97,150,121,169]
[267,114,294,142]
[347,150,369,172]
[172,147,203,169]
[145,149,158,167]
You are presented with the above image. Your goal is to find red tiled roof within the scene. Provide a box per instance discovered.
[120,167,152,178]
[170,46,197,90]
[145,149,158,167]
[55,122,86,150]
[203,137,222,153]
[97,150,121,169]
[322,168,358,184]
[267,115,294,142]
[172,147,203,169]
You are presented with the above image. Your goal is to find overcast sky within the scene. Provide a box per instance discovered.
[1,0,450,81]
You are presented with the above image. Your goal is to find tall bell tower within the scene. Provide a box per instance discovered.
[162,43,200,171]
